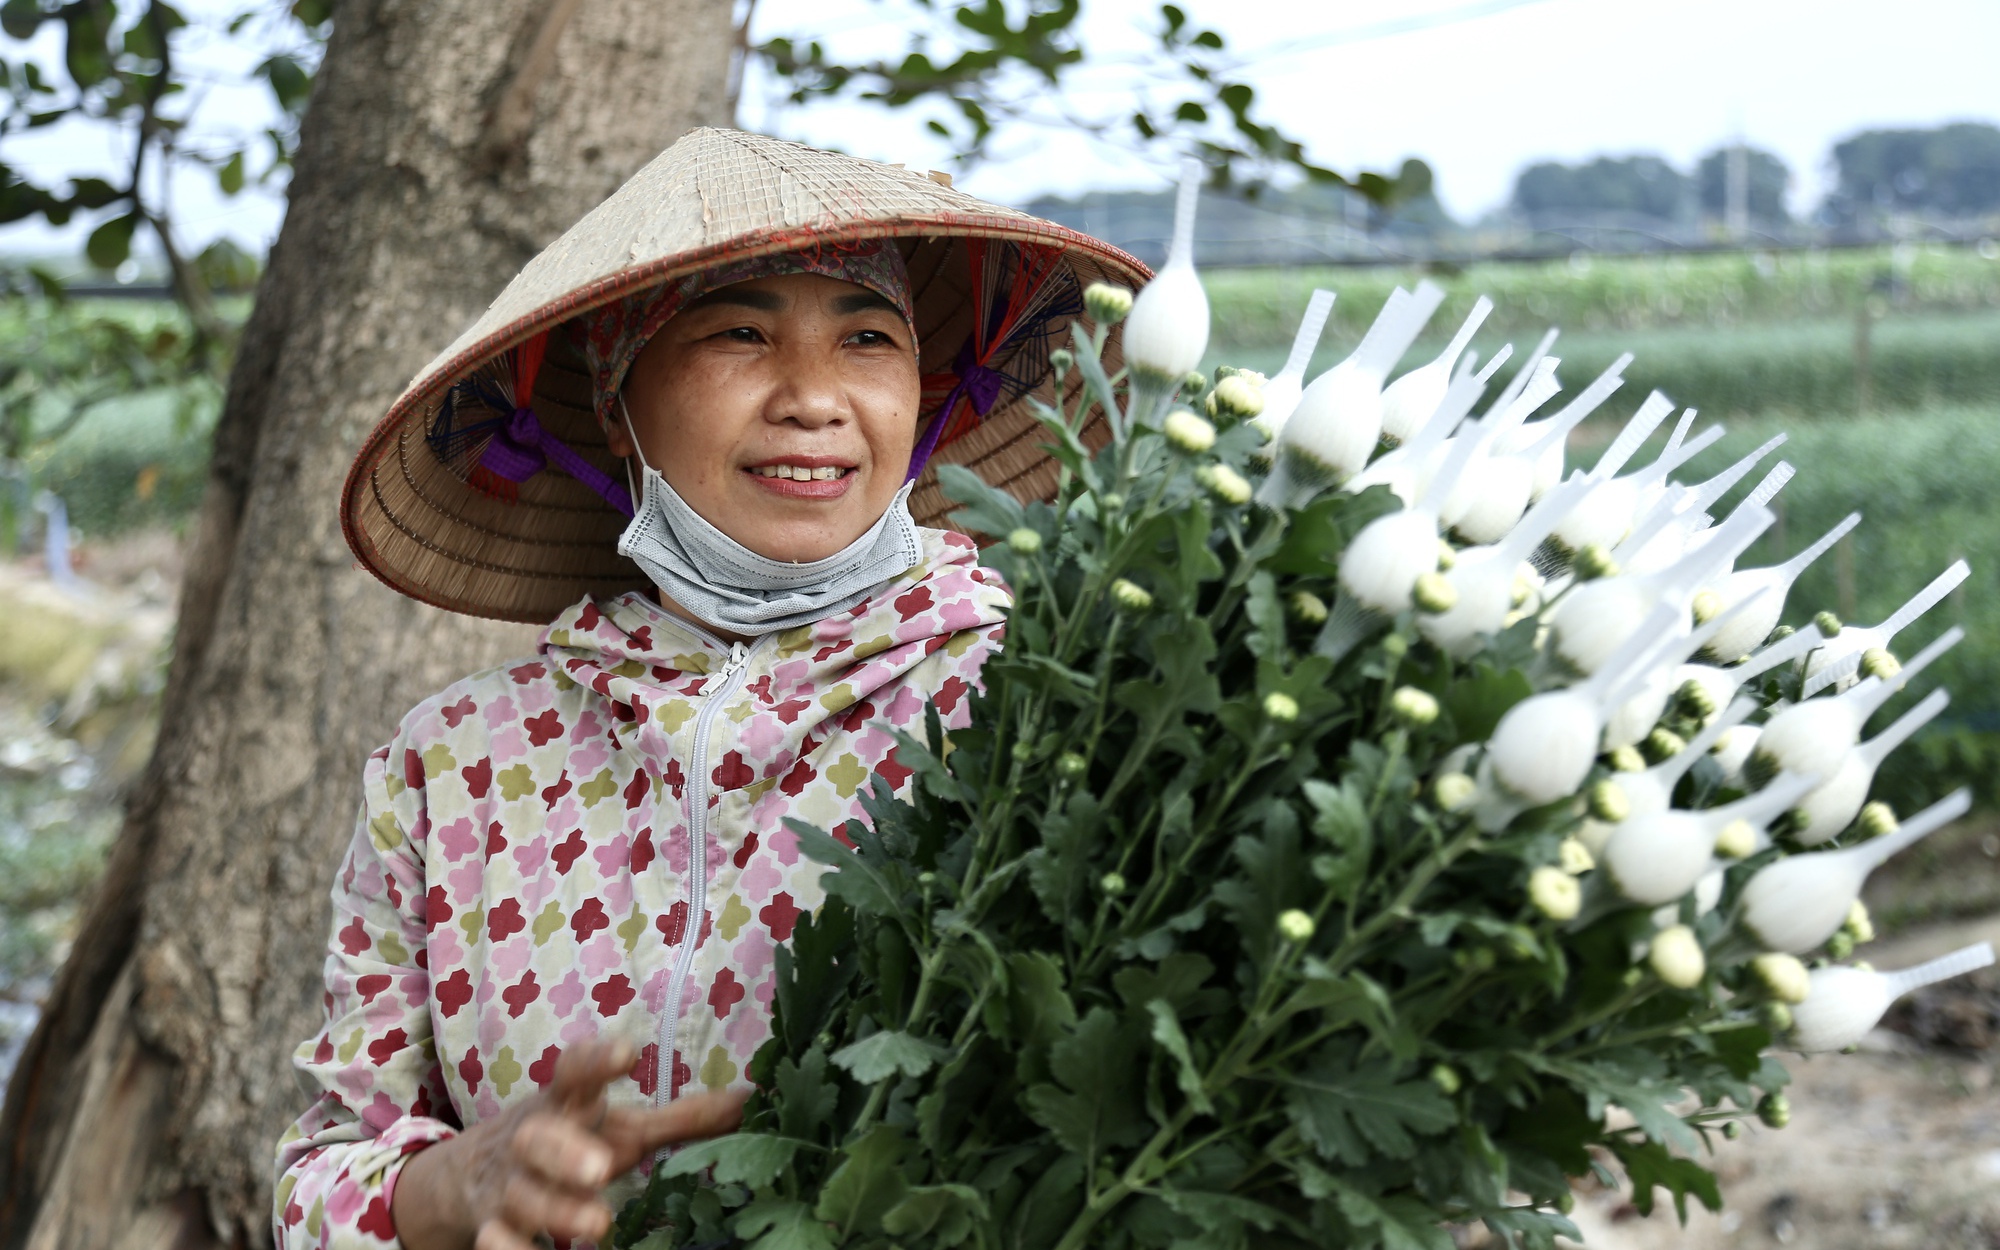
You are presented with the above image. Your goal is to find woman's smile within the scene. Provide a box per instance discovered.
[743,454,859,500]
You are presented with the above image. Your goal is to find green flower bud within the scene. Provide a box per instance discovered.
[1691,588,1723,624]
[1435,540,1457,571]
[1760,998,1793,1035]
[1608,745,1647,774]
[1825,930,1855,961]
[1642,728,1686,764]
[1429,1064,1462,1096]
[1649,924,1706,989]
[1856,800,1897,840]
[1110,578,1153,612]
[1767,623,1797,645]
[1587,779,1630,823]
[1713,818,1757,859]
[1277,908,1316,942]
[1056,751,1088,780]
[1529,866,1582,921]
[1100,871,1127,895]
[1758,1093,1790,1129]
[1676,678,1717,722]
[1573,544,1620,581]
[1288,590,1329,626]
[1083,281,1134,324]
[1390,686,1439,727]
[1412,571,1457,614]
[1012,741,1037,763]
[1723,1121,1743,1141]
[1380,632,1410,659]
[1814,610,1843,638]
[1163,408,1218,453]
[1181,370,1209,397]
[1557,1191,1576,1215]
[1859,646,1901,681]
[1006,527,1043,555]
[1434,772,1478,812]
[1194,463,1252,505]
[1263,692,1301,723]
[1049,347,1075,373]
[1558,837,1595,875]
[918,870,936,886]
[1207,374,1265,420]
[1752,952,1811,1004]
[1844,900,1875,944]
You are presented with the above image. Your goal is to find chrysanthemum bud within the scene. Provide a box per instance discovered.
[1723,1121,1743,1141]
[1608,746,1647,773]
[1083,281,1134,325]
[1430,1063,1461,1096]
[1753,952,1812,1004]
[1859,647,1900,681]
[1287,590,1329,626]
[1111,578,1153,612]
[1277,909,1316,942]
[1814,610,1843,637]
[1195,464,1252,506]
[1006,527,1043,555]
[1856,801,1897,840]
[1182,371,1209,396]
[1263,692,1300,723]
[1650,924,1706,988]
[1048,347,1075,373]
[1758,1093,1790,1128]
[1843,900,1874,944]
[1573,544,1620,581]
[1100,871,1127,895]
[1825,930,1855,960]
[1713,818,1757,859]
[1412,571,1457,614]
[1587,779,1630,823]
[1691,588,1723,625]
[1529,866,1582,921]
[1056,751,1088,780]
[1642,728,1686,764]
[1163,408,1217,453]
[1390,686,1439,727]
[1559,837,1596,875]
[1207,374,1265,420]
[1434,772,1478,812]
[1676,678,1717,722]
[1101,492,1126,512]
[1760,1001,1794,1034]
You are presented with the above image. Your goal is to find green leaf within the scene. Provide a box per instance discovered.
[660,1133,804,1188]
[1024,1007,1147,1159]
[1541,1057,1701,1155]
[814,1125,911,1236]
[85,212,138,270]
[773,1049,840,1143]
[1440,665,1533,742]
[1001,949,1077,1046]
[1243,571,1285,663]
[829,1030,947,1084]
[1296,1167,1455,1250]
[937,461,1024,538]
[734,1198,838,1250]
[773,897,855,1055]
[216,150,245,195]
[880,1183,985,1243]
[1284,1054,1457,1165]
[1302,777,1371,897]
[1609,1137,1722,1222]
[1146,999,1213,1114]
[785,818,903,917]
[1114,952,1218,1017]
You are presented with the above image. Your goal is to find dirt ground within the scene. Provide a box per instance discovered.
[1566,912,2000,1250]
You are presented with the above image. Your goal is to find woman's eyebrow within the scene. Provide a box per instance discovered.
[831,290,901,316]
[691,287,784,312]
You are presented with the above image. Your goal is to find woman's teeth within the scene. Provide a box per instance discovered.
[754,464,847,481]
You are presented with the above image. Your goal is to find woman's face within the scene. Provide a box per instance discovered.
[609,272,921,563]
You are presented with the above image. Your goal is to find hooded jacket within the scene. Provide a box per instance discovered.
[274,529,1008,1249]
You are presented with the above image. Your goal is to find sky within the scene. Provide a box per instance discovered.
[4,0,1998,262]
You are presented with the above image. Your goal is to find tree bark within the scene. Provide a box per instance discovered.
[0,3,735,1247]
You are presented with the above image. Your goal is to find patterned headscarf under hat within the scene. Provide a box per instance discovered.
[579,240,916,426]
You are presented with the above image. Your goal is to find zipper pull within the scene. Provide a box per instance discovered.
[718,640,749,680]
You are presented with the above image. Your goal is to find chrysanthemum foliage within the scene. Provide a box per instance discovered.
[616,181,1989,1250]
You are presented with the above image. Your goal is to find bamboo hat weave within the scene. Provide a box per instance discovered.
[342,127,1151,624]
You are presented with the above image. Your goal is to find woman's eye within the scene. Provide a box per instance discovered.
[849,329,894,347]
[721,326,764,344]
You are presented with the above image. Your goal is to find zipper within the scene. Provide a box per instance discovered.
[653,635,762,1112]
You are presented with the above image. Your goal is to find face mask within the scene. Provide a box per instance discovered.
[613,397,925,637]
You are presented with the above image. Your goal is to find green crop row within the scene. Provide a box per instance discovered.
[1203,243,2000,349]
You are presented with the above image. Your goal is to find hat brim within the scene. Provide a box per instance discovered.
[342,132,1151,624]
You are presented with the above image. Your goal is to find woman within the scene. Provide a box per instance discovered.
[276,129,1146,1250]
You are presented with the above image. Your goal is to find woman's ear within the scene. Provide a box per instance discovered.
[605,397,635,458]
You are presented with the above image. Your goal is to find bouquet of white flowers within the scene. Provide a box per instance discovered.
[614,170,1992,1250]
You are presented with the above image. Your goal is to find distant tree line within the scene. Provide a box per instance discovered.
[1511,122,2000,226]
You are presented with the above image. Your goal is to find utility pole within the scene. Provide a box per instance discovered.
[1726,140,1749,242]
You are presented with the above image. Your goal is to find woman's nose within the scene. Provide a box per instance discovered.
[768,340,850,428]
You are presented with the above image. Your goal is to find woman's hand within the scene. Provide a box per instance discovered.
[393,1038,746,1250]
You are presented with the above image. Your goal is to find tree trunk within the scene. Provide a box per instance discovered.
[0,4,734,1246]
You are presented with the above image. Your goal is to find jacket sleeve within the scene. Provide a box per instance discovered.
[274,735,460,1250]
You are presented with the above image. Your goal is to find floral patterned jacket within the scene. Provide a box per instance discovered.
[273,529,1008,1249]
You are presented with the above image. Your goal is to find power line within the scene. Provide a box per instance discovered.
[1222,0,1564,70]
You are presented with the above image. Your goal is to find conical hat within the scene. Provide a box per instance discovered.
[341,127,1150,624]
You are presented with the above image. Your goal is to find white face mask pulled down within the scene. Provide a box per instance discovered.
[613,396,925,637]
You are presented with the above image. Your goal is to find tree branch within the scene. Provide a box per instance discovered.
[476,0,586,172]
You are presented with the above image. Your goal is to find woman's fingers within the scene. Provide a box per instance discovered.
[625,1088,751,1153]
[473,1218,545,1250]
[546,1037,637,1114]
[497,1172,613,1245]
[513,1112,615,1193]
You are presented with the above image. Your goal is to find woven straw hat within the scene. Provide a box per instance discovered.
[342,127,1150,624]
